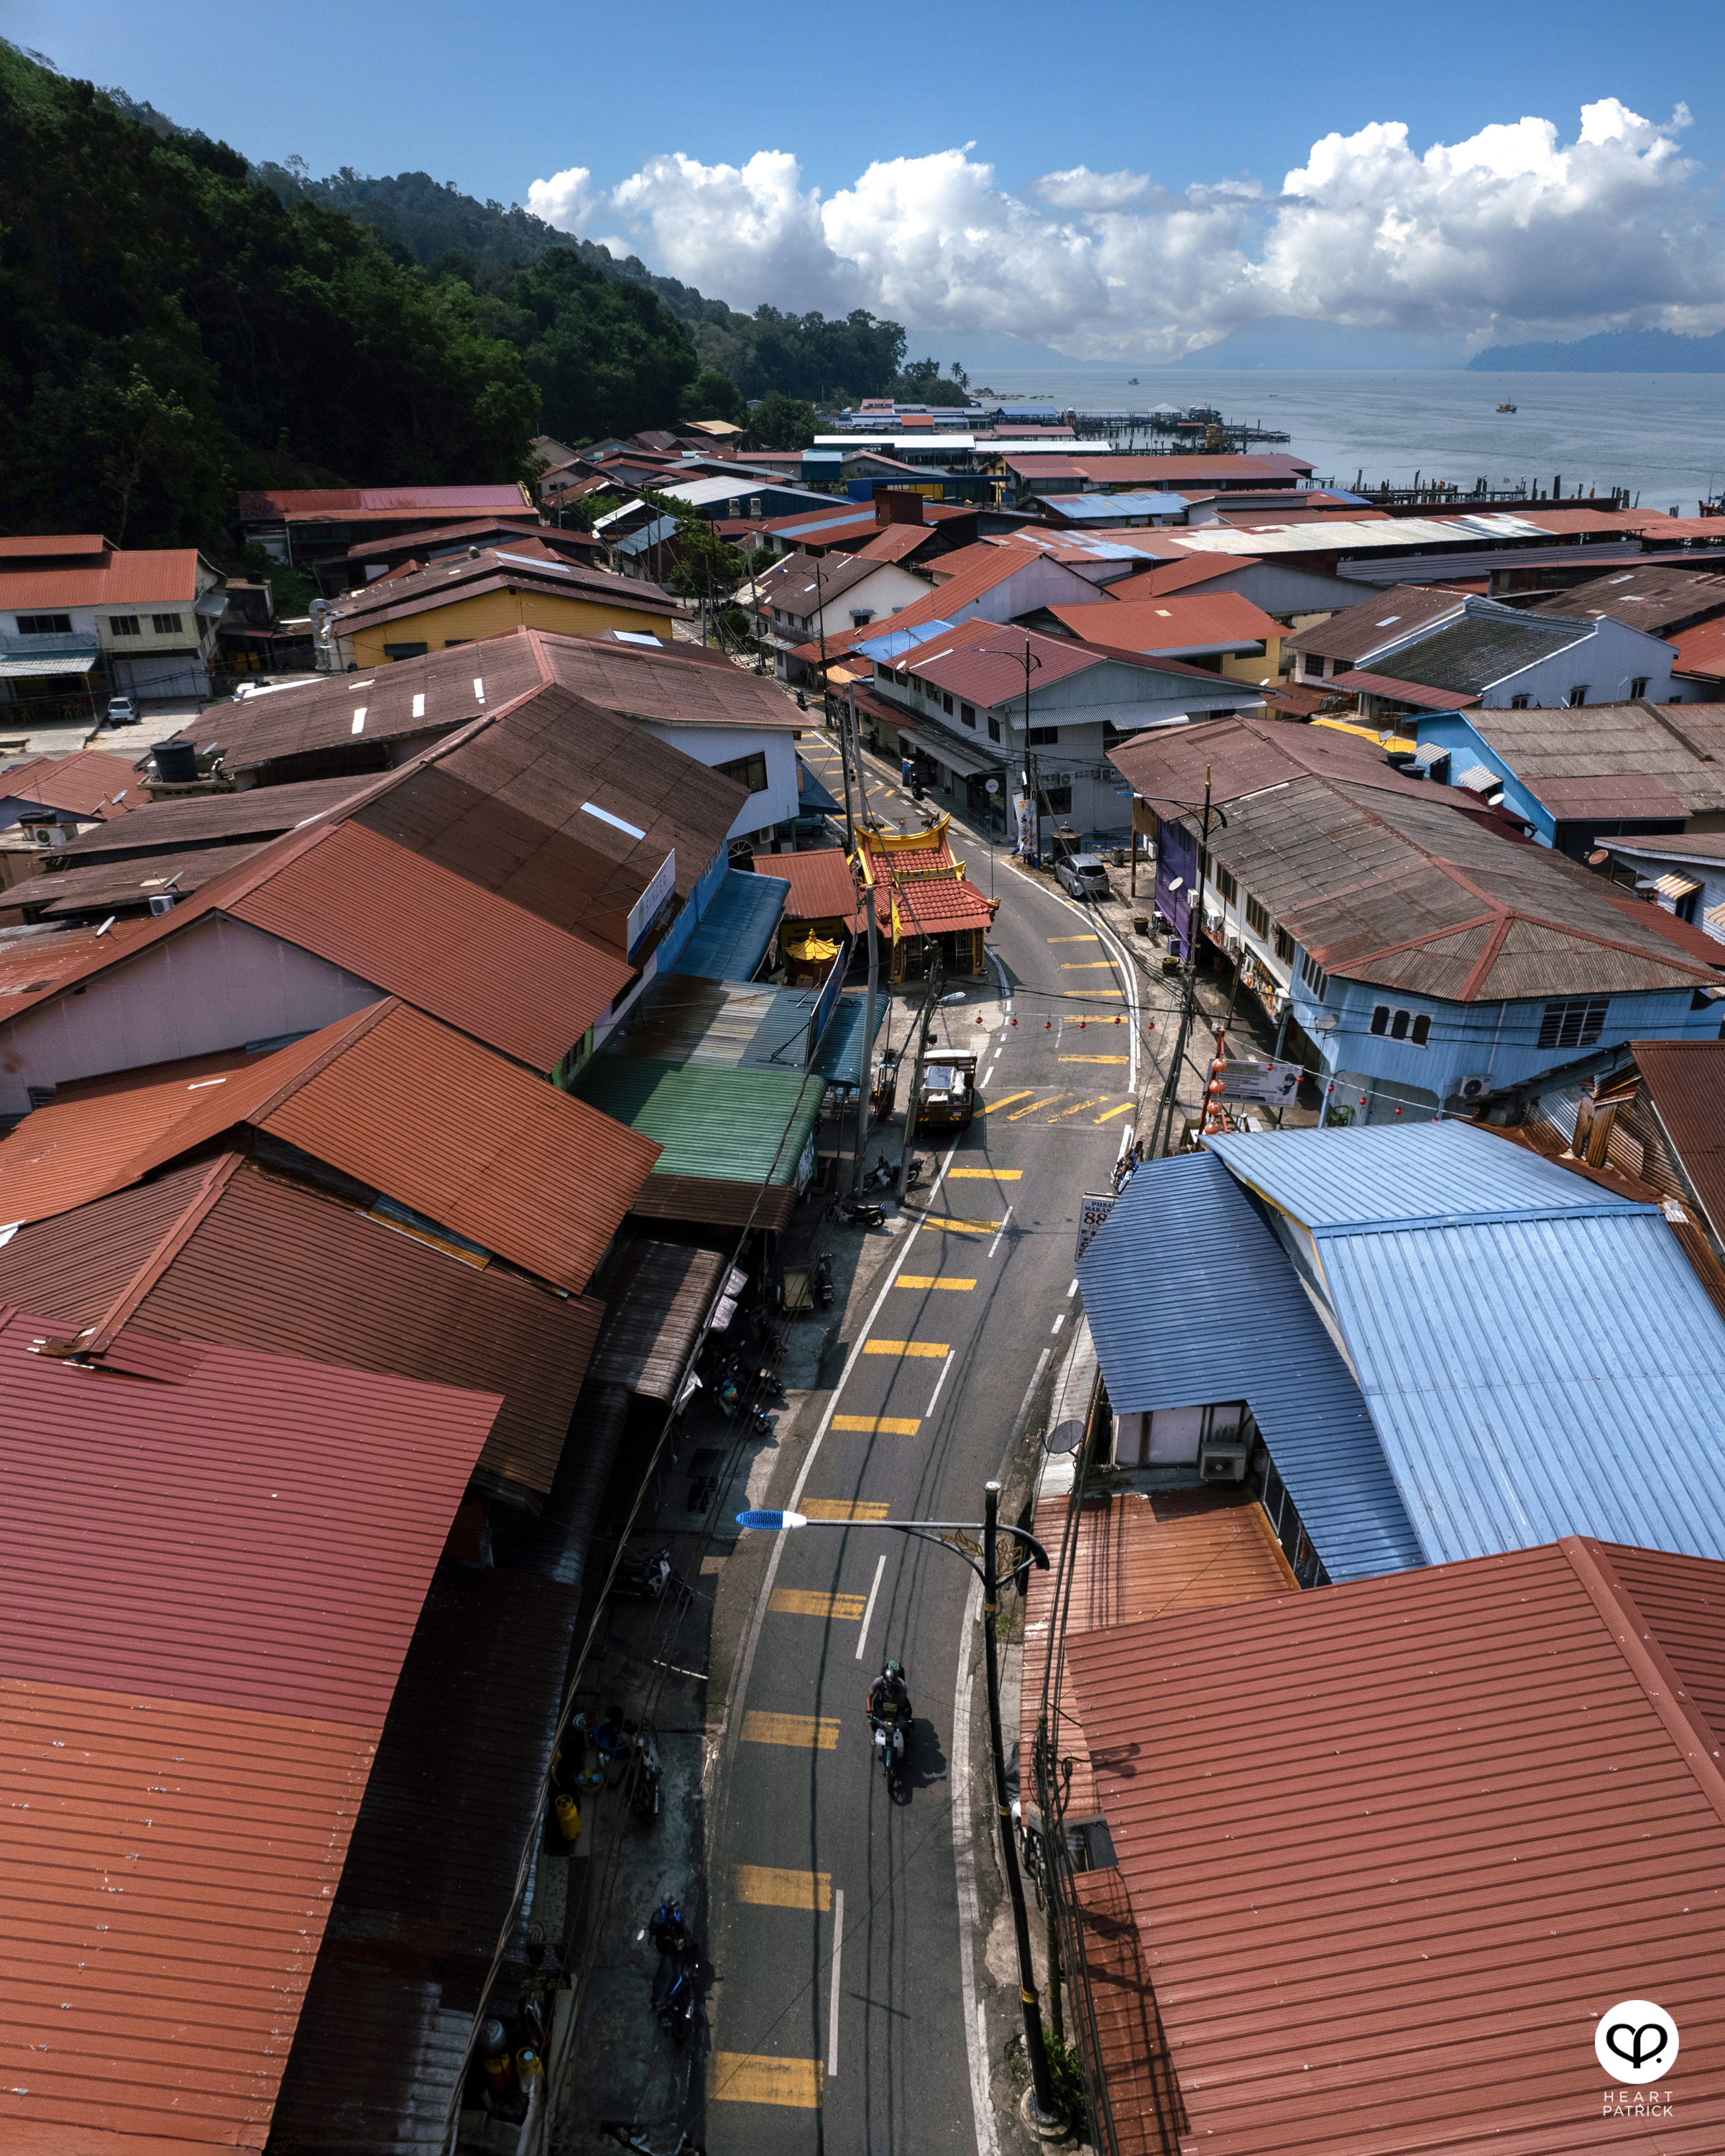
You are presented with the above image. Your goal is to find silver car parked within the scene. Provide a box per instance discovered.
[1055,852,1111,901]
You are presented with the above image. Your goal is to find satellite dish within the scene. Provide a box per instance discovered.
[985,778,999,793]
[1313,1013,1338,1032]
[1045,1419,1085,1456]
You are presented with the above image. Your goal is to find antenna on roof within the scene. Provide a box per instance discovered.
[95,915,116,937]
[162,872,183,890]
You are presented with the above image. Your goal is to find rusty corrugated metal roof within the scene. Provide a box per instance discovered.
[537,630,803,731]
[0,748,142,819]
[1629,1038,1725,1252]
[0,548,203,609]
[1064,1536,1725,2156]
[32,839,272,915]
[749,848,867,926]
[236,484,530,520]
[0,1153,602,1502]
[55,773,381,860]
[586,1237,727,1400]
[0,1000,661,1291]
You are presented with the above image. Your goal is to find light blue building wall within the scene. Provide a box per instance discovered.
[1287,959,1719,1122]
[1409,711,1559,842]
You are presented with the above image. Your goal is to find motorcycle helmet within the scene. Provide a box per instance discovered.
[884,1659,903,1680]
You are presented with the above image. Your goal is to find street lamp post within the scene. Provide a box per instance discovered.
[737,1481,1063,2126]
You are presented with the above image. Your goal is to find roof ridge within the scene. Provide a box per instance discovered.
[249,997,400,1123]
[1457,908,1515,1000]
[78,1150,245,1353]
[1561,1535,1725,1832]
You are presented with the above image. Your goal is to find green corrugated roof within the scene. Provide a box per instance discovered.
[573,1056,824,1185]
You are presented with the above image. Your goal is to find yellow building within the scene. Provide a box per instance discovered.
[328,544,678,668]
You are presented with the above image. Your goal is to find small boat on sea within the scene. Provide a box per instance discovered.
[1127,377,1139,384]
[1497,400,1517,413]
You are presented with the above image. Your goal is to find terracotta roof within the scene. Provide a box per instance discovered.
[0,999,660,1289]
[235,484,530,522]
[0,1304,500,2152]
[1064,1535,1725,2156]
[55,772,381,861]
[333,516,548,563]
[0,548,204,609]
[0,1151,602,1502]
[748,848,867,926]
[1046,592,1283,654]
[1068,453,1313,485]
[536,630,801,731]
[0,748,142,819]
[328,544,676,631]
[0,817,635,1070]
[854,522,934,563]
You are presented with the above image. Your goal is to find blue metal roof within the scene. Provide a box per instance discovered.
[670,870,789,982]
[1077,1151,1422,1583]
[1205,1121,1629,1231]
[1044,492,1188,520]
[853,619,961,665]
[1320,1210,1725,1567]
[810,991,883,1089]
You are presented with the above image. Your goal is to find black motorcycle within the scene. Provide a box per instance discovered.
[814,1251,835,1309]
[870,1709,910,1797]
[829,1194,886,1229]
[648,1902,698,2046]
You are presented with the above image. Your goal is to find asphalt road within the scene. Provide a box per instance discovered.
[702,750,1147,2151]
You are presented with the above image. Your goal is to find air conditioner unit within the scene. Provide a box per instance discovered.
[149,893,177,916]
[1199,1437,1250,1483]
[1455,1073,1494,1103]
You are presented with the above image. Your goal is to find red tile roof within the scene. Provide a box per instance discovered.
[0,748,142,819]
[0,1151,602,1503]
[0,1302,500,2151]
[749,849,867,926]
[0,548,204,609]
[0,999,661,1290]
[1047,591,1284,654]
[1065,1535,1725,2156]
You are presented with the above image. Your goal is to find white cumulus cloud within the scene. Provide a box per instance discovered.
[528,102,1725,357]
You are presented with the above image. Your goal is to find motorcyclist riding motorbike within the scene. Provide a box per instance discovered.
[867,1659,914,1751]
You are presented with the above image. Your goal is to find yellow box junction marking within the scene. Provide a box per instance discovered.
[894,1274,976,1290]
[974,1091,1034,1115]
[832,1413,924,1434]
[1061,1054,1128,1064]
[947,1166,1022,1179]
[769,1588,868,1619]
[736,1864,832,1912]
[803,1498,889,1520]
[1051,1097,1105,1119]
[917,1215,1000,1236]
[1007,1095,1064,1120]
[741,1711,841,1750]
[711,2053,824,2108]
[1094,1101,1136,1123]
[864,1339,951,1358]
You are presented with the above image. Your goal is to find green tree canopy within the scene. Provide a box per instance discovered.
[742,391,818,452]
[678,367,746,424]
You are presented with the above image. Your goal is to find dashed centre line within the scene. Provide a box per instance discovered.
[1093,1102,1135,1123]
[1060,962,1116,971]
[864,1339,951,1358]
[916,1215,1002,1236]
[1047,934,1099,943]
[1050,1097,1105,1120]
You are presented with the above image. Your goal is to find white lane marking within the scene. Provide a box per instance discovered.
[715,1141,963,1791]
[989,951,1013,1008]
[827,1886,845,2078]
[997,857,1141,1098]
[925,1349,956,1418]
[854,1554,887,1662]
[983,1061,999,1086]
[1067,1278,1078,1297]
[986,1205,1014,1260]
[1051,1313,1065,1335]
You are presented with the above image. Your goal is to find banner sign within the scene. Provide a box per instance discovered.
[1076,1192,1116,1263]
[1218,1056,1302,1105]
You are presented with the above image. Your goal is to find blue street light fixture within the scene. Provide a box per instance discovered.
[736,1480,1061,2125]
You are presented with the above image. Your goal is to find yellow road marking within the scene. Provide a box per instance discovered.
[1008,1095,1063,1120]
[711,2053,824,2108]
[1051,1097,1105,1119]
[769,1588,868,1618]
[1060,962,1116,970]
[1047,935,1099,943]
[804,1498,889,1520]
[865,1339,951,1358]
[894,1274,975,1290]
[947,1165,1022,1179]
[916,1215,1000,1236]
[974,1090,1034,1115]
[832,1413,924,1434]
[736,1864,832,1912]
[1093,1101,1136,1123]
[1062,1054,1128,1064]
[1083,989,1128,998]
[742,1711,841,1750]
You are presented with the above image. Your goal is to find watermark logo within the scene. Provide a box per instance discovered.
[1595,1999,1679,2085]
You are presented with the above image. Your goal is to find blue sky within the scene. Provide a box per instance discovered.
[14,0,1725,357]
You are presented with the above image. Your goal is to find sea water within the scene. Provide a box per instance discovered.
[967,367,1725,514]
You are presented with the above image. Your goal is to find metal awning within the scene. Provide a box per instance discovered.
[1410,740,1450,767]
[1455,764,1499,792]
[0,652,99,677]
[895,721,1006,780]
[1654,872,1701,900]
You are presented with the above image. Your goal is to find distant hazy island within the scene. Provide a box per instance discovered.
[1468,328,1725,372]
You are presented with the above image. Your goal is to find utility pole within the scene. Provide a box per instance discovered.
[1147,768,1217,1160]
[983,1481,1060,2123]
[897,942,942,1192]
[850,687,877,1197]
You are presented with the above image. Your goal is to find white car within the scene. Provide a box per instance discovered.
[106,695,137,724]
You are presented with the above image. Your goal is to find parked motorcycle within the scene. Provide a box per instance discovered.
[621,1720,662,1823]
[814,1252,835,1309]
[615,1545,675,1598]
[829,1195,886,1229]
[648,1900,698,2046]
[862,1152,924,1193]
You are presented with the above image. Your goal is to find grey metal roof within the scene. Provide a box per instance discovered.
[1205,1119,1630,1229]
[1365,609,1589,695]
[671,868,789,982]
[1284,584,1466,662]
[1461,701,1725,821]
[1077,1150,1422,1583]
[1205,1121,1725,1568]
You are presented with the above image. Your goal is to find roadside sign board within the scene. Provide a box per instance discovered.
[1218,1056,1302,1105]
[1076,1192,1116,1263]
